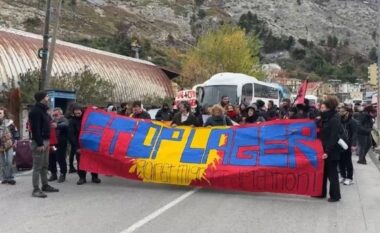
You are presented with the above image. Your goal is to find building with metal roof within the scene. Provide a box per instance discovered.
[0,28,176,102]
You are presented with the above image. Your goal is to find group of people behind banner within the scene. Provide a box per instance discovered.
[0,92,377,202]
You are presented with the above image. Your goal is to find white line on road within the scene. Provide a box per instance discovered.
[120,188,198,233]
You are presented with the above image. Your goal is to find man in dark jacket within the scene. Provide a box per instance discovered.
[48,107,69,183]
[132,101,151,119]
[356,106,376,164]
[69,105,101,185]
[29,91,59,198]
[338,106,357,185]
[155,103,173,121]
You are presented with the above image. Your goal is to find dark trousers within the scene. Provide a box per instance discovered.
[76,150,98,180]
[69,143,76,169]
[358,135,371,162]
[322,159,341,200]
[339,149,353,179]
[49,144,67,175]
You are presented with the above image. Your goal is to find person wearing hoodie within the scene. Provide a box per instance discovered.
[155,103,173,121]
[356,105,377,164]
[338,106,357,186]
[319,96,342,202]
[244,106,266,124]
[256,99,268,120]
[204,104,233,127]
[69,105,101,185]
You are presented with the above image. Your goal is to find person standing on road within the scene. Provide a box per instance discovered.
[338,106,357,186]
[29,91,59,198]
[319,96,341,202]
[0,107,19,185]
[48,108,69,183]
[69,105,101,185]
[356,106,377,165]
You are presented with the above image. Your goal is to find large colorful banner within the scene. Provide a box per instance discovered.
[79,108,324,196]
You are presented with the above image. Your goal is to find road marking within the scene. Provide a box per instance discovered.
[120,188,198,233]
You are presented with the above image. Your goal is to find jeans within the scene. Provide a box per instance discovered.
[32,140,49,189]
[0,149,14,181]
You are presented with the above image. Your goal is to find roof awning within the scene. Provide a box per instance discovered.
[159,67,180,79]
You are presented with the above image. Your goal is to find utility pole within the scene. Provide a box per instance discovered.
[46,0,63,88]
[377,2,380,129]
[39,0,52,91]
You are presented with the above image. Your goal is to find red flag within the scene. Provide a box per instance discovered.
[294,80,308,105]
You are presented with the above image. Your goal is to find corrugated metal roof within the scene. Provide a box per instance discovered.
[0,28,175,102]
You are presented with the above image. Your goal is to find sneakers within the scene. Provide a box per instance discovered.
[7,180,16,185]
[77,178,87,185]
[339,178,345,183]
[48,174,58,182]
[57,174,66,183]
[344,179,354,185]
[42,184,59,192]
[1,180,16,185]
[32,189,47,198]
[91,177,101,184]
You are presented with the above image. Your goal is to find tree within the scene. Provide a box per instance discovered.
[51,68,115,106]
[6,68,115,106]
[181,25,263,87]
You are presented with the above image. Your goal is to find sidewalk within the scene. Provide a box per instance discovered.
[348,150,380,233]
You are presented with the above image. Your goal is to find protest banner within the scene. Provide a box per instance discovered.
[175,90,197,108]
[79,108,324,196]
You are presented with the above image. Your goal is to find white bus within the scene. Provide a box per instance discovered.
[195,73,280,107]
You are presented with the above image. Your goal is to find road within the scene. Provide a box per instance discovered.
[1,152,380,233]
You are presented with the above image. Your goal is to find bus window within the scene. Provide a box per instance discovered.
[242,83,253,105]
[254,83,279,99]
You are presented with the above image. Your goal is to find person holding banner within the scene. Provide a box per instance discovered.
[319,96,341,202]
[69,105,101,185]
[204,104,233,127]
[131,101,151,120]
[171,101,198,127]
[155,103,173,121]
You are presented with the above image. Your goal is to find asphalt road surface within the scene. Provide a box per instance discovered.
[1,153,380,233]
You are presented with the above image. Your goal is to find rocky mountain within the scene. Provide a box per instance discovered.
[0,0,377,53]
[0,0,377,84]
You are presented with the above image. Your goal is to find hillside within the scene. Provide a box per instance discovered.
[0,0,376,82]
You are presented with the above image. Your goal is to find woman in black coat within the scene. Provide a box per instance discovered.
[171,101,198,127]
[319,96,342,202]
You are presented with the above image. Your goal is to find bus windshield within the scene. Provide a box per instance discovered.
[201,85,238,106]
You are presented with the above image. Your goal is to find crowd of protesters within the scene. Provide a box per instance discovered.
[0,91,379,201]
